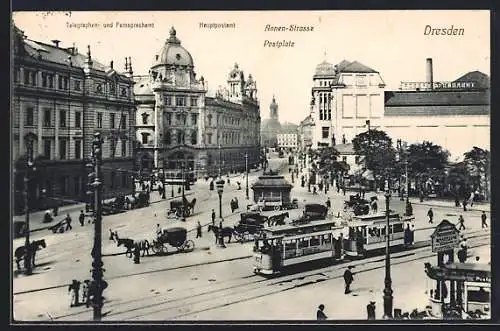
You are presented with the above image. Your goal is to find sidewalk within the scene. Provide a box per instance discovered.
[408,197,490,213]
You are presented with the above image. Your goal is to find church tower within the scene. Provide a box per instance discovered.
[227,63,245,103]
[269,95,279,121]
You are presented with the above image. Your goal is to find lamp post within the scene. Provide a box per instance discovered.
[88,133,105,321]
[216,177,225,248]
[245,152,249,199]
[161,159,166,199]
[23,133,37,275]
[383,179,393,319]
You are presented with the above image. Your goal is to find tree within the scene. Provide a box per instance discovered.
[407,141,449,195]
[444,162,471,198]
[463,146,490,200]
[352,129,396,186]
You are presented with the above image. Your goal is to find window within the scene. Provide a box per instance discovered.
[121,139,126,157]
[48,74,54,88]
[26,107,34,126]
[110,113,115,129]
[165,131,171,145]
[109,139,116,158]
[207,114,212,126]
[121,114,127,129]
[110,171,115,188]
[97,113,103,128]
[43,109,51,127]
[60,110,67,128]
[191,114,198,125]
[63,77,68,90]
[142,113,149,125]
[207,133,212,144]
[342,156,347,162]
[109,82,116,95]
[24,70,30,84]
[30,71,37,86]
[190,97,198,107]
[166,113,171,125]
[141,133,149,144]
[176,96,185,106]
[175,114,181,124]
[43,139,51,158]
[165,95,171,106]
[322,127,329,139]
[59,139,67,160]
[74,176,81,195]
[191,131,197,145]
[42,73,47,87]
[74,140,82,159]
[58,76,63,89]
[177,131,184,144]
[75,111,82,128]
[121,87,127,97]
[74,80,81,91]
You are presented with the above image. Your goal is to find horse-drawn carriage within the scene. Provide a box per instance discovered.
[126,191,150,210]
[102,195,126,215]
[47,218,70,233]
[344,195,370,216]
[151,227,195,254]
[167,196,197,218]
[233,218,265,243]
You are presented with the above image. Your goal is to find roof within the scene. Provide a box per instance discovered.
[152,27,194,68]
[280,122,298,133]
[134,76,153,95]
[299,114,314,126]
[314,61,335,78]
[454,71,490,89]
[252,175,293,189]
[22,39,109,72]
[338,60,378,73]
[335,143,355,155]
[384,90,490,116]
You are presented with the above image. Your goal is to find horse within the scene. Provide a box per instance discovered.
[268,212,290,226]
[14,239,47,270]
[125,196,136,210]
[208,224,234,244]
[116,238,135,258]
[135,239,151,256]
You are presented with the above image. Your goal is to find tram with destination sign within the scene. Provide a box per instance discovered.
[253,219,345,275]
[343,212,415,257]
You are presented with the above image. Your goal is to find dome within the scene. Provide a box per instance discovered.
[153,27,194,68]
[314,60,335,78]
[228,62,243,80]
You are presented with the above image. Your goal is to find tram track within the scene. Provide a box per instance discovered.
[44,230,489,321]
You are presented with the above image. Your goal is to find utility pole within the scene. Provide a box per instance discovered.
[23,134,36,275]
[87,133,106,321]
[383,180,393,319]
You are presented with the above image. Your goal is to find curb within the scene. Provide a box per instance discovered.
[410,201,490,213]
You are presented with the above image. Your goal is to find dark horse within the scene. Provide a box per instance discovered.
[14,239,47,270]
[116,238,135,258]
[208,224,234,244]
[268,212,290,226]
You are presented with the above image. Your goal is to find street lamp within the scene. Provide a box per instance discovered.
[216,177,226,248]
[383,179,393,319]
[88,132,106,321]
[245,152,249,199]
[23,133,37,275]
[161,159,166,199]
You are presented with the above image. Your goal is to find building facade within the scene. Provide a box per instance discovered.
[302,57,490,161]
[134,27,261,179]
[309,60,386,148]
[12,25,136,213]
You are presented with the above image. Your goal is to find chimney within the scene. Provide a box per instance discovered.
[155,54,159,61]
[426,58,433,89]
[51,39,61,48]
[110,60,114,69]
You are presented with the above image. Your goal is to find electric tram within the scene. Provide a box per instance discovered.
[253,220,345,275]
[342,212,414,257]
[253,212,415,276]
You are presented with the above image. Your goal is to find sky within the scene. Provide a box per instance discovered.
[13,10,490,124]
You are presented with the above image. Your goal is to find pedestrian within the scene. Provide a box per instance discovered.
[316,304,327,320]
[342,186,346,196]
[79,210,85,226]
[196,221,202,238]
[457,246,467,263]
[81,279,90,307]
[475,256,480,263]
[65,214,73,231]
[313,186,317,195]
[68,279,81,307]
[211,209,216,226]
[326,198,331,210]
[109,229,115,241]
[427,208,434,224]
[462,199,468,212]
[343,266,354,294]
[419,190,424,202]
[133,244,140,264]
[404,224,411,247]
[156,224,162,239]
[366,301,376,320]
[405,200,413,216]
[481,211,488,228]
[457,215,466,231]
[455,196,460,207]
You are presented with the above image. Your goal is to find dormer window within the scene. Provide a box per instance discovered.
[96,83,103,93]
[109,81,116,95]
[176,53,181,60]
[121,87,127,97]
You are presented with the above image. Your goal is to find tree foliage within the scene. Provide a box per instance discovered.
[406,141,449,192]
[352,129,396,181]
[463,146,490,197]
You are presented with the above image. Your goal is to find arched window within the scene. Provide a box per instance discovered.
[177,131,183,144]
[191,131,197,145]
[141,113,149,125]
[207,114,212,126]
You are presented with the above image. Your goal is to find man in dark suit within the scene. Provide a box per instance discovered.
[316,304,327,320]
[344,266,355,294]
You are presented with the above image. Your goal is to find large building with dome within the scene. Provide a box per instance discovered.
[134,27,261,179]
